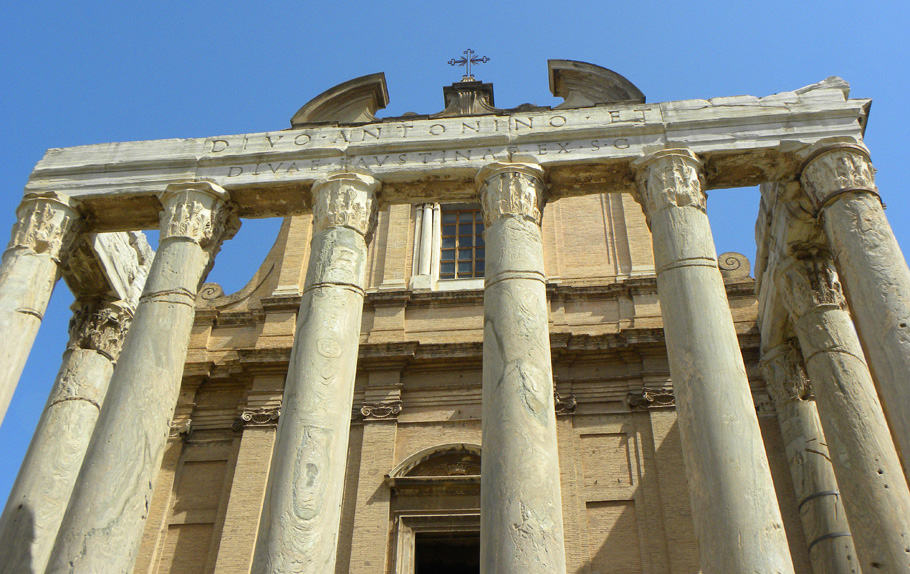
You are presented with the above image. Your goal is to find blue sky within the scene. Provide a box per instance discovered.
[1,1,907,504]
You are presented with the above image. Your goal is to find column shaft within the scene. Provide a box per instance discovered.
[801,144,910,475]
[633,149,794,573]
[47,182,234,573]
[0,300,133,574]
[252,172,378,574]
[0,192,78,423]
[477,162,566,574]
[780,254,910,571]
[762,343,857,574]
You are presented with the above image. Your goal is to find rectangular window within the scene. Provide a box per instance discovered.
[439,207,484,279]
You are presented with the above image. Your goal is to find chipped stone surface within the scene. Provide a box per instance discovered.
[632,149,795,573]
[252,172,378,574]
[476,162,566,574]
[46,183,232,574]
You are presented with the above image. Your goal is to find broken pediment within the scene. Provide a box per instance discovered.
[548,59,645,108]
[290,72,389,126]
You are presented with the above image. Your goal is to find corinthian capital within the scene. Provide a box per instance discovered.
[475,162,545,227]
[311,171,380,240]
[631,149,705,224]
[68,299,134,361]
[9,192,80,262]
[776,250,845,320]
[760,340,812,405]
[800,143,877,211]
[159,182,238,250]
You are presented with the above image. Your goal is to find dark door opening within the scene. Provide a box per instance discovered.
[414,531,480,573]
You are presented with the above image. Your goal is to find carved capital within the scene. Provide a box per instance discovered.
[554,389,577,415]
[169,418,192,440]
[800,144,877,211]
[628,388,676,410]
[68,299,134,361]
[476,162,546,226]
[631,149,705,225]
[311,171,380,240]
[9,192,80,262]
[760,340,812,405]
[159,182,237,250]
[777,251,845,320]
[360,400,402,420]
[232,407,281,430]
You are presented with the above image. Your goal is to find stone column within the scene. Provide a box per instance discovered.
[47,182,235,573]
[251,171,379,574]
[0,299,132,573]
[0,192,79,423]
[761,341,857,574]
[476,162,567,574]
[778,251,910,571]
[801,143,910,475]
[631,149,794,573]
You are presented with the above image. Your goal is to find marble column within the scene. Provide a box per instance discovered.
[778,251,910,571]
[251,171,379,574]
[476,162,567,574]
[47,182,235,573]
[761,341,857,574]
[0,299,133,574]
[632,149,794,573]
[801,143,910,475]
[0,192,79,423]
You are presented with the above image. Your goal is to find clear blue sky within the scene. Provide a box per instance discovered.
[1,1,907,504]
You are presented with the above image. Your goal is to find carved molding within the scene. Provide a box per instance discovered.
[360,400,402,420]
[760,340,813,405]
[9,192,80,262]
[68,299,134,361]
[632,149,705,225]
[628,388,675,410]
[311,171,380,240]
[554,389,577,415]
[800,144,877,211]
[777,251,845,320]
[476,162,546,226]
[159,182,238,250]
[232,407,281,430]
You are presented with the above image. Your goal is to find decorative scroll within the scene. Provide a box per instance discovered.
[628,388,676,410]
[311,172,379,239]
[477,163,545,227]
[554,389,577,415]
[232,407,281,430]
[801,145,877,210]
[718,252,751,281]
[633,149,705,224]
[360,400,402,420]
[68,299,134,361]
[9,192,80,261]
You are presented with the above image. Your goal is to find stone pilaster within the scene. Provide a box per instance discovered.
[252,171,379,574]
[760,341,857,574]
[778,250,910,571]
[47,182,236,574]
[0,299,133,574]
[632,149,794,573]
[0,192,79,423]
[800,143,910,479]
[476,161,567,574]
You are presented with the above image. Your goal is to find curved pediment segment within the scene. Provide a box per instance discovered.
[389,443,481,478]
[548,59,645,108]
[290,72,389,127]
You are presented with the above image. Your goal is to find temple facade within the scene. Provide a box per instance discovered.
[1,61,909,573]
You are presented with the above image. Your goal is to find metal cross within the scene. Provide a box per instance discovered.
[448,49,490,82]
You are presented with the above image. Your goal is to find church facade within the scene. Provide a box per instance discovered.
[1,61,909,573]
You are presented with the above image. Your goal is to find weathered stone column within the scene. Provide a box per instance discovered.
[476,162,567,574]
[632,149,794,573]
[47,182,235,573]
[0,192,79,423]
[761,341,857,574]
[0,299,133,574]
[251,171,378,574]
[801,143,910,475]
[778,251,910,571]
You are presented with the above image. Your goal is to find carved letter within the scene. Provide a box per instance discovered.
[210,139,229,153]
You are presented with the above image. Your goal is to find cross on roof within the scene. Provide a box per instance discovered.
[448,49,490,82]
